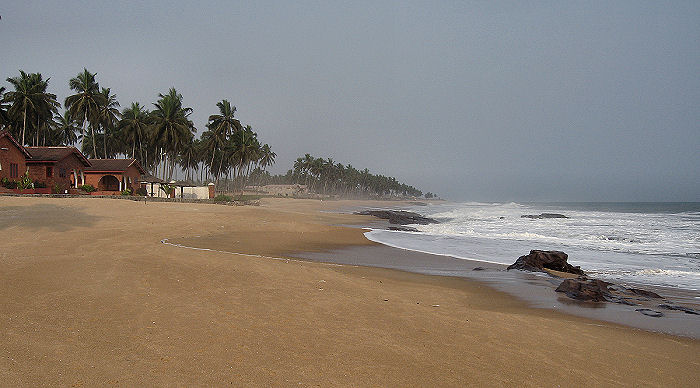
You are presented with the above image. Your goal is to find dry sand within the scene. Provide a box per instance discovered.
[0,196,698,387]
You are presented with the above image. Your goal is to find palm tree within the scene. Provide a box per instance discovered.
[52,110,80,146]
[117,102,149,162]
[149,88,195,180]
[97,87,120,158]
[206,99,242,184]
[65,68,106,158]
[4,70,57,145]
[0,86,10,129]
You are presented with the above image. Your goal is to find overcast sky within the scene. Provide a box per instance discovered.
[1,1,698,201]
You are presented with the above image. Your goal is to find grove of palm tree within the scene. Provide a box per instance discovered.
[1,68,424,198]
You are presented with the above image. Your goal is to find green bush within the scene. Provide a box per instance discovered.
[214,194,232,202]
[79,184,96,193]
[134,187,147,196]
[52,183,64,194]
[121,188,133,196]
[1,178,17,189]
[16,172,33,190]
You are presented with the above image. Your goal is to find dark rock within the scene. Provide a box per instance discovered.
[507,250,585,275]
[521,213,569,219]
[636,308,664,317]
[555,278,612,302]
[556,277,667,307]
[628,288,662,299]
[499,216,505,219]
[355,210,439,225]
[658,304,700,315]
[472,267,485,271]
[388,225,419,232]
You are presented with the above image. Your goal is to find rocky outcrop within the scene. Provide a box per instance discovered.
[555,277,664,306]
[388,225,420,232]
[555,278,612,302]
[658,304,700,315]
[507,250,585,275]
[521,213,568,219]
[355,210,439,225]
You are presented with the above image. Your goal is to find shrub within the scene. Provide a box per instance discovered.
[52,183,65,194]
[16,172,33,190]
[79,184,96,193]
[1,178,17,189]
[121,188,133,196]
[34,181,47,188]
[134,187,147,196]
[214,194,232,202]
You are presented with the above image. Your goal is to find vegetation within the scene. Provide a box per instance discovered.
[79,184,96,193]
[264,154,422,198]
[1,68,426,199]
[213,194,233,202]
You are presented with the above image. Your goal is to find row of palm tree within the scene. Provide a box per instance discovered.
[0,69,277,189]
[277,154,423,198]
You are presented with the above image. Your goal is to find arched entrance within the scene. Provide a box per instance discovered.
[98,175,120,191]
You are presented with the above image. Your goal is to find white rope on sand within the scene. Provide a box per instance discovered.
[160,238,350,267]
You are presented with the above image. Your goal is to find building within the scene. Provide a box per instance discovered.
[25,147,91,190]
[0,130,31,181]
[84,159,145,192]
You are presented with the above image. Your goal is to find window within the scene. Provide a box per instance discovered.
[46,166,53,177]
[10,163,18,178]
[59,168,66,178]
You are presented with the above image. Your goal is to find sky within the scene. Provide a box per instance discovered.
[1,1,698,201]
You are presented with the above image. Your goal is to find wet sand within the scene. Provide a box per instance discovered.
[1,196,699,386]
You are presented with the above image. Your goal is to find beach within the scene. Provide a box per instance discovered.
[1,196,698,387]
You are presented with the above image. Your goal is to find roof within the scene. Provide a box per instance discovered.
[139,174,165,183]
[86,159,146,174]
[25,146,91,166]
[0,130,32,158]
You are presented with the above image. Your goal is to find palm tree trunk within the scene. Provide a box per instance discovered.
[22,106,26,146]
[103,125,108,158]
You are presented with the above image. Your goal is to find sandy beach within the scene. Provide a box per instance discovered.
[1,196,698,387]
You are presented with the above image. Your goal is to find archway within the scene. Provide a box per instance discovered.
[98,175,120,191]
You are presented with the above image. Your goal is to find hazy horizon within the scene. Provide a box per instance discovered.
[1,1,698,202]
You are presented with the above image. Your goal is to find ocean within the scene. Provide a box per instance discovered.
[364,202,700,291]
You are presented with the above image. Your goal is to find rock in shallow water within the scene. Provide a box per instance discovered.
[521,213,568,219]
[555,278,612,302]
[355,210,439,225]
[507,250,585,275]
[636,308,664,317]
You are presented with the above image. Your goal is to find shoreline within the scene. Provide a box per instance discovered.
[1,196,698,386]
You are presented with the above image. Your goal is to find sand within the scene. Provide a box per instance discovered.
[0,196,698,387]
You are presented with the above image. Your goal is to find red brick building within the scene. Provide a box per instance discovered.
[0,130,31,181]
[25,147,91,190]
[84,159,146,192]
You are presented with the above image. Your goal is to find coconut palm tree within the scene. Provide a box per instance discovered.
[52,110,80,146]
[0,86,10,129]
[65,68,106,158]
[97,87,121,158]
[4,70,57,145]
[117,102,149,162]
[149,88,195,180]
[206,99,242,184]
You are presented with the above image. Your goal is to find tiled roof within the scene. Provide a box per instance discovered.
[25,146,91,166]
[86,159,145,174]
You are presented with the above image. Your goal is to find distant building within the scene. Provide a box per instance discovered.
[84,159,146,192]
[0,130,31,181]
[25,146,91,189]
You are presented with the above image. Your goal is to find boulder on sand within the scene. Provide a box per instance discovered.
[507,250,585,276]
[521,213,568,219]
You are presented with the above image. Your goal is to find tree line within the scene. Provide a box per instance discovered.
[250,154,423,198]
[0,68,275,189]
[1,68,428,198]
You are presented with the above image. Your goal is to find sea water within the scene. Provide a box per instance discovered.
[364,202,700,291]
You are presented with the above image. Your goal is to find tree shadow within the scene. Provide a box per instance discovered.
[0,203,96,232]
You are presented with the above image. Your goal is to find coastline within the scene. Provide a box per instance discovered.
[1,196,698,386]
